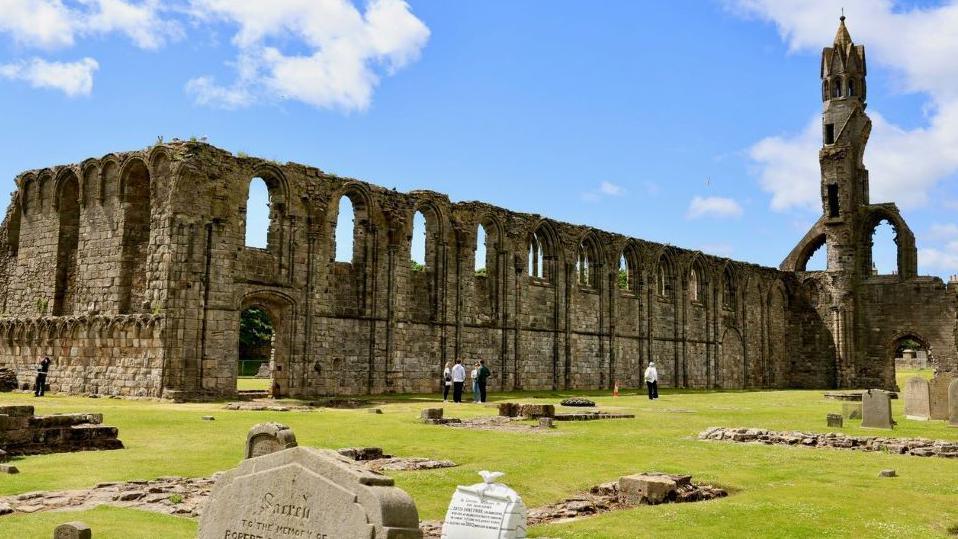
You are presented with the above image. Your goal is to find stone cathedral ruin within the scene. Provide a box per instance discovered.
[0,19,954,399]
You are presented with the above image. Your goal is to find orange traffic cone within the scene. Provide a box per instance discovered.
[613,382,620,397]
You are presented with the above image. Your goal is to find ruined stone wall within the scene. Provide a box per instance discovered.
[0,315,164,397]
[0,142,828,398]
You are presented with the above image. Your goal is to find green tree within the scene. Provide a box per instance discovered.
[239,308,273,359]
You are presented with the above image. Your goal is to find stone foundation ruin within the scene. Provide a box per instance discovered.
[0,405,123,457]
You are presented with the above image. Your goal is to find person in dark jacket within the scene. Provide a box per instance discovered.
[476,360,492,403]
[34,356,51,397]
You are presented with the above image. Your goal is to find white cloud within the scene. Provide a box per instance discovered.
[186,0,430,111]
[0,0,180,50]
[581,181,626,202]
[599,181,624,196]
[686,196,744,219]
[0,57,99,96]
[731,1,958,212]
[929,223,958,240]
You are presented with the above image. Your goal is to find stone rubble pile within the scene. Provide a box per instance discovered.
[559,398,596,407]
[699,427,958,458]
[0,367,17,392]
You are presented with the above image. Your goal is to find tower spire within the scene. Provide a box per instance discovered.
[834,14,853,49]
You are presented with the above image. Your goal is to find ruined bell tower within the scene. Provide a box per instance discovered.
[782,16,940,390]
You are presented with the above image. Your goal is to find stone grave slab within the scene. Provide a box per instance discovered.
[245,423,298,459]
[861,389,893,429]
[950,379,958,427]
[826,413,843,428]
[930,374,955,420]
[198,446,421,539]
[441,471,526,539]
[54,521,92,539]
[903,377,931,420]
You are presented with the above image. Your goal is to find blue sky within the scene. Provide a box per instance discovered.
[2,1,958,278]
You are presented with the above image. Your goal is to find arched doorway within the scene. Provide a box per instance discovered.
[237,307,274,394]
[719,329,745,389]
[891,333,933,389]
[237,291,296,398]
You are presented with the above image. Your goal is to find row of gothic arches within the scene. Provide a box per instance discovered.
[13,155,160,316]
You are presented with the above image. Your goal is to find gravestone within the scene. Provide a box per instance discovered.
[245,423,297,459]
[950,379,958,427]
[54,521,92,539]
[841,402,862,420]
[441,471,526,539]
[198,446,421,539]
[421,408,443,421]
[861,389,893,429]
[826,413,843,428]
[929,374,955,420]
[903,377,931,420]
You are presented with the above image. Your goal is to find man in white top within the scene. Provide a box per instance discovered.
[644,361,659,400]
[451,359,467,403]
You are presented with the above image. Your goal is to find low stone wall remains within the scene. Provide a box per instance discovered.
[0,405,123,456]
[699,427,958,459]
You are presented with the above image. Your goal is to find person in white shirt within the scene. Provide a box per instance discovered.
[470,362,480,403]
[644,361,659,400]
[451,359,467,403]
[442,361,452,402]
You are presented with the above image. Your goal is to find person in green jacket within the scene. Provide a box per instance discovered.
[476,360,492,403]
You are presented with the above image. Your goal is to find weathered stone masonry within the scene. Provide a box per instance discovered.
[0,139,836,398]
[0,18,950,399]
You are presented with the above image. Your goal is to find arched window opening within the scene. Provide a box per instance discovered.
[847,78,856,97]
[410,211,427,272]
[805,242,828,271]
[118,161,151,314]
[475,224,487,274]
[53,173,80,316]
[528,234,543,279]
[576,240,599,289]
[237,306,275,392]
[870,219,898,276]
[245,177,270,249]
[822,80,829,102]
[618,255,629,290]
[334,195,355,263]
[475,221,499,317]
[657,259,673,299]
[723,269,736,310]
[689,268,700,303]
[831,78,843,98]
[528,227,555,283]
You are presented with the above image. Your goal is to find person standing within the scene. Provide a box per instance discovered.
[477,360,491,403]
[470,362,480,403]
[34,356,51,397]
[451,359,466,403]
[442,361,452,402]
[644,361,659,400]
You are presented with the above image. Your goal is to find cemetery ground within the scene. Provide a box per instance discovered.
[1,369,956,538]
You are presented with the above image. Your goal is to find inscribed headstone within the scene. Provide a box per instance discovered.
[54,521,92,539]
[861,389,893,429]
[826,413,843,428]
[949,379,958,427]
[903,377,930,420]
[245,422,297,459]
[441,471,526,539]
[930,374,955,420]
[198,446,421,539]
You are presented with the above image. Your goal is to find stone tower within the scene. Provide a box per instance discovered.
[783,17,944,390]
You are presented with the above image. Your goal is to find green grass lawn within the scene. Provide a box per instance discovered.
[2,371,957,538]
[236,376,270,391]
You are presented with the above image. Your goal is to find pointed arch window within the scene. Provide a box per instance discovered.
[847,78,856,97]
[657,259,673,299]
[831,78,843,98]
